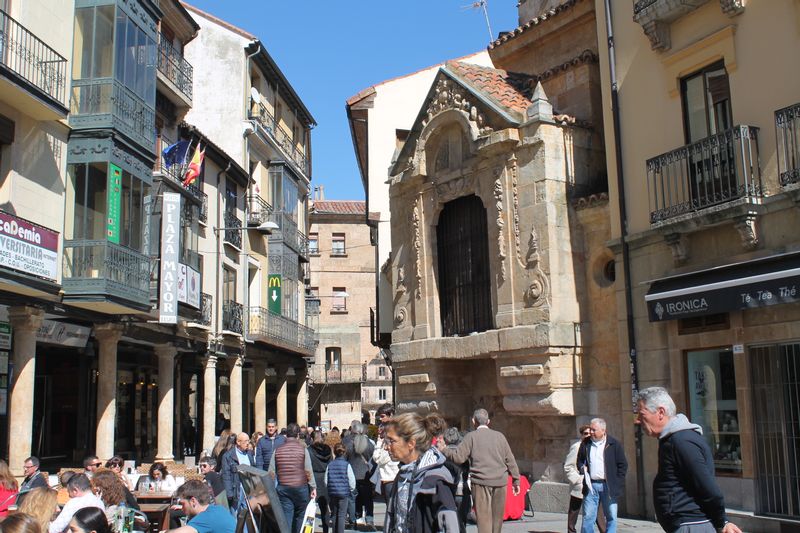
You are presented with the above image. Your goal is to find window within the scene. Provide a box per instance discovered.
[68,162,107,241]
[113,8,156,106]
[225,183,237,216]
[223,267,236,303]
[331,233,346,256]
[378,366,386,378]
[379,389,387,401]
[308,233,319,255]
[325,347,341,370]
[686,348,740,473]
[437,195,493,336]
[331,287,347,312]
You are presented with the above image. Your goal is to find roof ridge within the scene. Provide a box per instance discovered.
[181,2,256,41]
[489,0,583,49]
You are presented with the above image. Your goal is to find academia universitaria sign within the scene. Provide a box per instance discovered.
[0,211,58,282]
[646,252,800,322]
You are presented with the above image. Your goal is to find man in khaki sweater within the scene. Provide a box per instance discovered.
[437,408,520,533]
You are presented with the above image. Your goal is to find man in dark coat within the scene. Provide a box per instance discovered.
[221,432,255,512]
[636,387,742,533]
[577,418,627,533]
[256,418,286,470]
[17,456,48,505]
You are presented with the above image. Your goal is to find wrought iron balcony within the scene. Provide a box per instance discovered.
[199,292,212,326]
[267,211,307,255]
[247,194,273,227]
[248,100,310,177]
[776,103,800,187]
[70,79,156,151]
[223,211,242,249]
[305,297,320,316]
[154,141,207,206]
[180,249,201,272]
[62,240,151,308]
[647,125,762,224]
[157,37,193,103]
[222,300,243,334]
[248,306,317,355]
[309,364,364,384]
[0,9,68,111]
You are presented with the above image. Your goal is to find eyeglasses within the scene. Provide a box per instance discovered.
[22,464,34,470]
[198,464,209,469]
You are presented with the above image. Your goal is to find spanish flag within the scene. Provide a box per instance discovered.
[182,143,205,186]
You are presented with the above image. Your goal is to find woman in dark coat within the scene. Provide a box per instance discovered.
[309,430,333,533]
[346,422,375,525]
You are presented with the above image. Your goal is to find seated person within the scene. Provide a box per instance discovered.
[136,462,178,493]
[48,474,104,533]
[168,479,235,533]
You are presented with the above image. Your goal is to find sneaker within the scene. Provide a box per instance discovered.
[356,517,367,526]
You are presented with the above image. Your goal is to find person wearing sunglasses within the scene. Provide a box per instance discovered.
[565,426,606,533]
[82,456,102,480]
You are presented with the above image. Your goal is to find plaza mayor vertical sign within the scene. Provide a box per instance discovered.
[159,193,181,324]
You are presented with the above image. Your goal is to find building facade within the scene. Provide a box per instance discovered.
[306,200,392,429]
[596,0,800,527]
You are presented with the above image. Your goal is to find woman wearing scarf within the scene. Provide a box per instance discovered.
[383,413,459,533]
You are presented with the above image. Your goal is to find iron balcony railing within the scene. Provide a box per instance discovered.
[305,297,320,316]
[155,139,207,206]
[248,306,317,354]
[647,125,762,224]
[0,9,68,106]
[267,211,307,256]
[199,292,212,326]
[222,300,243,334]
[223,211,242,249]
[180,249,201,272]
[248,100,310,177]
[247,194,273,227]
[309,364,365,384]
[157,37,193,102]
[70,78,156,149]
[62,240,151,306]
[776,103,800,187]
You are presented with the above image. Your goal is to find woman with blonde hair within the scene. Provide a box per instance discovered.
[383,412,458,533]
[0,460,18,517]
[17,487,58,531]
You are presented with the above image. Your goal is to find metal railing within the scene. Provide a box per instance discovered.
[0,9,67,105]
[222,300,243,334]
[776,102,800,187]
[309,364,365,384]
[247,194,273,226]
[70,78,156,148]
[248,306,317,353]
[305,297,320,316]
[223,211,242,249]
[155,140,207,206]
[267,211,307,255]
[62,240,151,305]
[157,37,193,101]
[200,292,212,326]
[248,100,310,177]
[647,125,762,224]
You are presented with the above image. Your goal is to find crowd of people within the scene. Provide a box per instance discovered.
[0,389,745,533]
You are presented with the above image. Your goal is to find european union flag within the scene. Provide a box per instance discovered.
[162,140,191,168]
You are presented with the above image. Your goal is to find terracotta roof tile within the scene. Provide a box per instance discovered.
[445,61,533,116]
[312,200,367,216]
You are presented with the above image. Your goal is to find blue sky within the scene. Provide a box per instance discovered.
[186,1,520,200]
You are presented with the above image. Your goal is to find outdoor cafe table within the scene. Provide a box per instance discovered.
[133,491,174,503]
[138,502,170,532]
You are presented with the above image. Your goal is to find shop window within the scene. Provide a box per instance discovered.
[686,347,741,474]
[331,233,346,256]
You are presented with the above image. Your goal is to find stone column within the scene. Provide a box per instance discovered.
[296,367,308,427]
[275,365,288,429]
[7,306,44,477]
[155,344,177,462]
[253,361,267,432]
[202,354,217,453]
[94,323,124,461]
[229,355,244,433]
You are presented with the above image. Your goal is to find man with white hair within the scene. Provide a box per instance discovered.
[635,387,742,533]
[576,418,627,533]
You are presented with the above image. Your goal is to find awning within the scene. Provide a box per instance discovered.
[645,252,800,321]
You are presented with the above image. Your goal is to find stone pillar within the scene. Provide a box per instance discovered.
[296,367,308,426]
[276,365,288,429]
[7,306,44,478]
[202,354,217,453]
[95,323,124,461]
[155,344,177,462]
[253,361,267,432]
[229,355,244,433]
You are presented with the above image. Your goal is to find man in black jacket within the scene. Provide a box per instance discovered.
[636,387,742,533]
[576,418,627,533]
[221,432,255,513]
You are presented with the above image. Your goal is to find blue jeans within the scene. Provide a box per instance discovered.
[581,481,617,533]
[277,484,310,533]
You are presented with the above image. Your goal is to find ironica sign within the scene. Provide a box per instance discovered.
[159,193,181,324]
[0,211,59,282]
[646,252,800,321]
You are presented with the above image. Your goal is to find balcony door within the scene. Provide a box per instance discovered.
[681,62,735,208]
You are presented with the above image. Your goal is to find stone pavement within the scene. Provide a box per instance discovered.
[341,501,665,533]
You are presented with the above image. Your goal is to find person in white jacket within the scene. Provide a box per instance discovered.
[564,425,605,533]
[372,403,399,497]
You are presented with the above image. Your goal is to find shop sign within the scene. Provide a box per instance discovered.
[159,193,181,324]
[0,211,58,282]
[176,264,200,309]
[268,274,281,315]
[36,320,91,348]
[107,164,122,244]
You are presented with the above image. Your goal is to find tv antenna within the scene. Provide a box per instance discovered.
[462,0,494,43]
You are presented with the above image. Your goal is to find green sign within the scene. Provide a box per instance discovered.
[107,163,122,243]
[268,275,282,314]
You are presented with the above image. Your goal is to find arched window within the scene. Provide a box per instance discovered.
[436,195,493,336]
